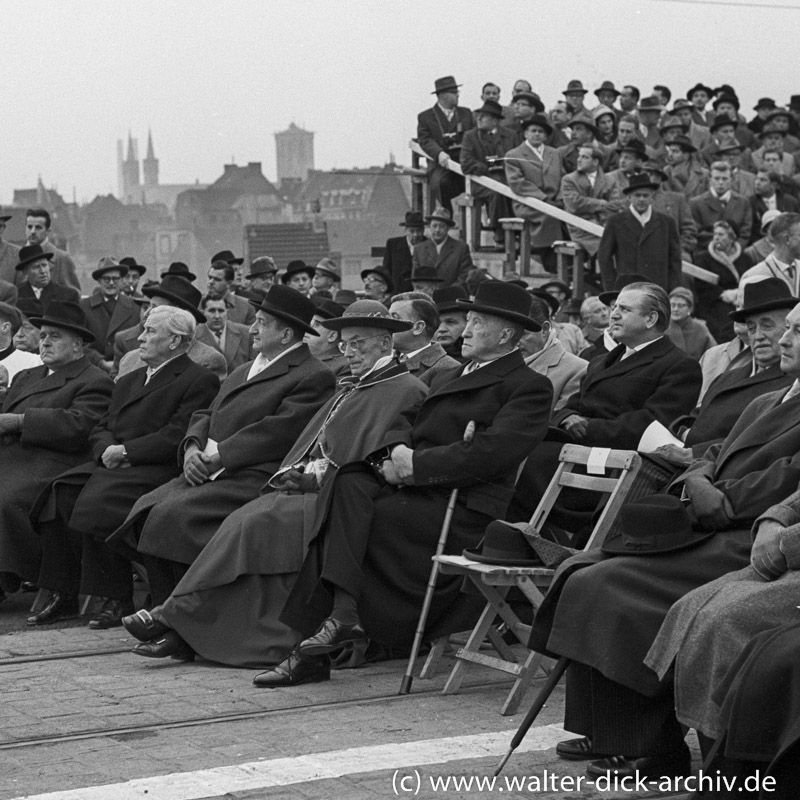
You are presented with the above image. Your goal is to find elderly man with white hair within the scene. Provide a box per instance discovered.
[27,305,221,628]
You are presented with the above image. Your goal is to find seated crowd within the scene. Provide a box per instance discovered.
[1,74,800,796]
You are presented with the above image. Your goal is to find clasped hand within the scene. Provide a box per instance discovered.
[379,445,414,485]
[183,445,221,486]
[274,468,318,494]
[101,445,128,469]
[685,476,733,530]
[750,521,788,581]
[561,414,588,440]
[654,444,693,468]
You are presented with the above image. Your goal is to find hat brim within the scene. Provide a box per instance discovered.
[129,265,147,276]
[0,215,11,222]
[281,268,315,283]
[729,297,799,322]
[246,269,277,279]
[16,251,54,271]
[598,290,619,306]
[601,530,714,556]
[594,87,621,98]
[521,119,553,136]
[463,547,540,567]
[92,265,130,281]
[248,299,318,335]
[456,299,542,331]
[160,270,198,281]
[436,302,468,314]
[623,180,661,194]
[29,316,96,344]
[412,274,445,284]
[424,215,457,228]
[314,267,341,280]
[360,270,394,292]
[431,84,461,94]
[142,285,206,323]
[321,316,411,333]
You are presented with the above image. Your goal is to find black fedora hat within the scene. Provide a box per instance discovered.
[638,96,665,113]
[658,115,686,133]
[602,494,713,556]
[474,99,504,118]
[642,163,669,183]
[360,266,394,293]
[563,79,588,96]
[212,249,244,266]
[686,82,714,99]
[530,289,560,317]
[618,138,649,158]
[622,173,661,194]
[457,281,540,331]
[160,262,197,282]
[599,273,650,306]
[789,95,800,111]
[120,256,147,276]
[142,275,206,323]
[15,244,54,272]
[729,277,799,322]
[767,108,794,125]
[281,260,315,284]
[594,80,621,98]
[464,520,539,566]
[411,266,444,284]
[714,136,744,156]
[540,279,572,299]
[310,295,345,320]
[511,91,545,113]
[92,256,129,281]
[247,256,278,278]
[400,210,424,228]
[668,134,697,153]
[249,284,319,336]
[320,299,412,333]
[754,97,777,111]
[569,112,599,137]
[712,93,740,112]
[710,114,739,133]
[0,207,12,223]
[432,285,469,313]
[431,75,461,95]
[521,113,553,136]
[29,300,95,343]
[758,123,787,140]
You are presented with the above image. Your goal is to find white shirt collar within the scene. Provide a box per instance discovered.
[621,336,663,360]
[247,341,303,380]
[629,205,653,226]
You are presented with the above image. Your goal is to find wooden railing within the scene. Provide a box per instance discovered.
[409,140,718,285]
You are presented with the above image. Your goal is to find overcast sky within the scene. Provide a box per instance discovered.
[4,0,798,205]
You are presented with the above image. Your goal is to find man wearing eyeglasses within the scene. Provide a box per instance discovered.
[80,258,141,374]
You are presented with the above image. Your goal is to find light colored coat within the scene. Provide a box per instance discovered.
[559,169,623,256]
[524,337,587,411]
[196,321,252,371]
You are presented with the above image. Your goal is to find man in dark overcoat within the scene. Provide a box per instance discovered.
[15,244,80,319]
[459,99,516,247]
[80,258,141,374]
[108,286,336,605]
[381,211,427,295]
[529,299,800,782]
[411,207,473,288]
[0,302,112,595]
[417,75,475,213]
[27,306,220,627]
[258,282,554,686]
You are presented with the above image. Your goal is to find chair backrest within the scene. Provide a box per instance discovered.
[525,444,641,552]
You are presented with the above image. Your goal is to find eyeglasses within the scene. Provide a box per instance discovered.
[338,334,385,354]
[99,275,122,284]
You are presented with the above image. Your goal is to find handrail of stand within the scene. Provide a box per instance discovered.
[409,140,718,286]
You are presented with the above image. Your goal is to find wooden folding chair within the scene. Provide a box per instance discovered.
[422,444,641,715]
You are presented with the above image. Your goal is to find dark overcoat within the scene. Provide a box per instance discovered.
[598,208,683,291]
[411,237,473,288]
[680,362,793,449]
[0,357,112,579]
[32,354,220,537]
[282,351,554,648]
[16,281,80,319]
[80,292,141,362]
[108,344,335,565]
[530,386,800,697]
[690,190,753,249]
[382,235,426,295]
[552,337,702,449]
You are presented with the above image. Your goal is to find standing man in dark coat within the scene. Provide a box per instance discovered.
[598,173,683,292]
[0,302,112,593]
[411,207,473,288]
[108,286,336,605]
[27,306,220,627]
[15,244,80,319]
[258,282,553,687]
[80,258,141,374]
[381,211,426,295]
[459,99,516,248]
[531,304,800,781]
[23,208,81,293]
[0,208,20,286]
[417,75,475,213]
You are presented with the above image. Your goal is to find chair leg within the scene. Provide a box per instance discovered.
[501,651,546,716]
[442,593,499,696]
[419,636,450,680]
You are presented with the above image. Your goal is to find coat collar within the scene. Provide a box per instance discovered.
[117,352,193,408]
[222,343,311,399]
[4,356,93,408]
[404,342,447,371]
[587,336,673,385]
[426,349,524,399]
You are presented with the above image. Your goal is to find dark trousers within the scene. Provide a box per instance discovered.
[141,554,188,607]
[429,166,465,214]
[471,182,512,237]
[565,661,685,756]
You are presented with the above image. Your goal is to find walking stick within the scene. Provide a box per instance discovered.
[493,655,570,776]
[399,420,475,695]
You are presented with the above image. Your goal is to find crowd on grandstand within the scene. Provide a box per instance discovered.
[1,74,800,796]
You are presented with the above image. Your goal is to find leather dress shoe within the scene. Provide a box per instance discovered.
[132,630,195,662]
[88,598,135,630]
[586,746,691,780]
[26,592,79,625]
[253,651,330,687]
[297,617,367,657]
[122,609,170,642]
[556,736,605,761]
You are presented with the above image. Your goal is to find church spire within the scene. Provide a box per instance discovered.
[146,128,155,160]
[142,128,159,188]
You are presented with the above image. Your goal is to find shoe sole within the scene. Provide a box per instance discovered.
[26,611,79,626]
[299,636,367,657]
[253,673,330,688]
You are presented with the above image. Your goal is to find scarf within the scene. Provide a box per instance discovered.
[706,239,742,285]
